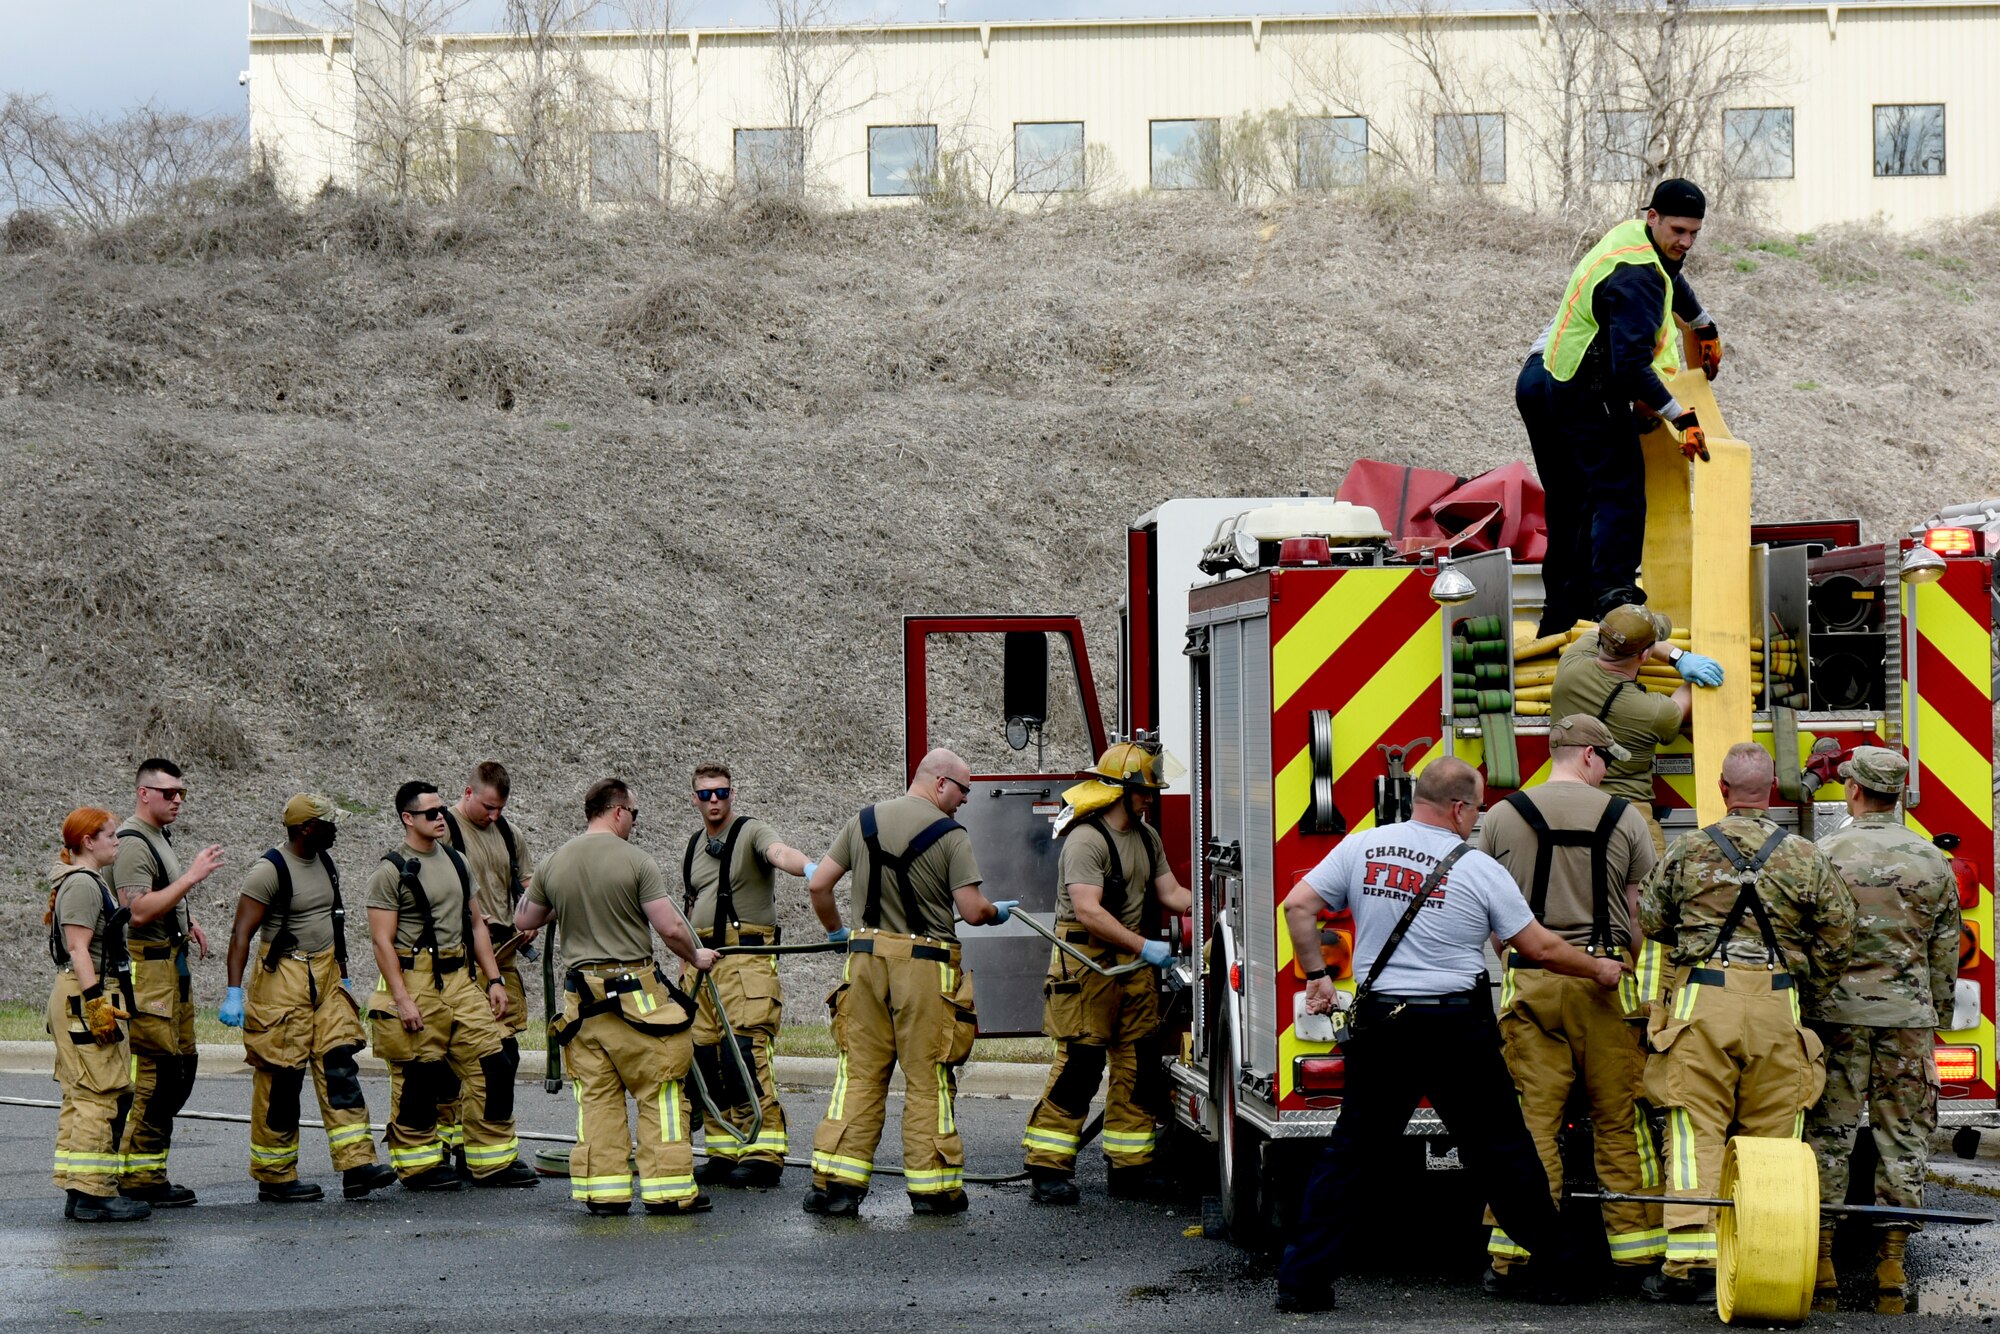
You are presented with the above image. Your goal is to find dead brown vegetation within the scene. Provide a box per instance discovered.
[1,186,1996,1003]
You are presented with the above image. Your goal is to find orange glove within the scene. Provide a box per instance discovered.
[82,987,128,1044]
[1695,324,1722,380]
[1672,410,1709,462]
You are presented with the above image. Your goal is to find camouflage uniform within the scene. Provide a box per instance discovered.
[1639,813,1857,1277]
[1806,811,1958,1218]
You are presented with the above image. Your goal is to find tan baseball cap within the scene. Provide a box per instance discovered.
[1599,604,1671,658]
[282,793,340,827]
[1548,714,1632,762]
[1838,746,1909,793]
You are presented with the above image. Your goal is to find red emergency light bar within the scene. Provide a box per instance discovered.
[1279,536,1333,566]
[1923,527,1979,555]
[1936,1045,1981,1084]
[1294,1055,1346,1094]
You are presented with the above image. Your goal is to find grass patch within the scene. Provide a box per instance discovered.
[0,1000,238,1045]
[1748,237,1801,259]
[1794,380,1821,391]
[1735,258,1759,273]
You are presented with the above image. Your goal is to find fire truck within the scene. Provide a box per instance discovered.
[909,483,1998,1244]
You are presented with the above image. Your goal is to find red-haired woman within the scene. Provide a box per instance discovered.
[46,807,151,1222]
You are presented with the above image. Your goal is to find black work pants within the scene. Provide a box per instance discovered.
[1517,352,1647,635]
[1277,998,1571,1297]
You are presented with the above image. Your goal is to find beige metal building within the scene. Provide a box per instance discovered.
[248,0,1997,230]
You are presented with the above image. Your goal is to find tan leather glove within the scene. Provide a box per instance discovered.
[83,988,128,1045]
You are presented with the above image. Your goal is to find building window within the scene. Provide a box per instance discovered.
[1014,122,1085,193]
[1724,107,1794,180]
[1435,113,1504,184]
[868,124,937,197]
[735,127,804,195]
[590,131,658,203]
[1297,116,1367,188]
[1874,104,1944,176]
[1150,118,1219,190]
[455,127,524,193]
[1595,110,1648,182]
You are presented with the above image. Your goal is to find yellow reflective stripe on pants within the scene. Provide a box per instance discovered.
[825,1053,849,1123]
[1487,1228,1531,1259]
[1635,939,1665,1003]
[1666,1231,1717,1262]
[904,1165,963,1194]
[658,1079,682,1142]
[463,1138,518,1168]
[250,1143,300,1164]
[120,1151,169,1174]
[570,1173,634,1201]
[1499,966,1517,1011]
[327,1123,372,1148]
[1668,1109,1699,1191]
[639,1174,698,1202]
[812,1151,872,1186]
[936,1066,955,1137]
[1634,1104,1661,1190]
[55,1152,125,1170]
[1672,980,1701,1023]
[1022,1126,1081,1153]
[437,1122,465,1148]
[389,1143,444,1170]
[1100,1129,1157,1160]
[1608,1228,1668,1260]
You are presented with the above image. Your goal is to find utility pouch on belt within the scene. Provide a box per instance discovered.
[551,966,693,1047]
[1331,843,1470,1046]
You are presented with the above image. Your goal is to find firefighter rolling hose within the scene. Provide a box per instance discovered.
[800,747,1014,1218]
[1020,739,1190,1206]
[514,777,718,1216]
[1635,744,1856,1304]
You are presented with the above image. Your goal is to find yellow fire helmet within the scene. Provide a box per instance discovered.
[1055,738,1186,832]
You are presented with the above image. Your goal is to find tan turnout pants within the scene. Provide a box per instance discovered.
[1022,932,1163,1173]
[1486,966,1663,1271]
[244,948,377,1182]
[687,927,787,1166]
[120,944,197,1186]
[48,972,133,1196]
[562,963,698,1208]
[366,957,517,1180]
[1645,964,1826,1277]
[811,931,978,1200]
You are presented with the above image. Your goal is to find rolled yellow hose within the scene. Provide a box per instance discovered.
[1716,1136,1819,1325]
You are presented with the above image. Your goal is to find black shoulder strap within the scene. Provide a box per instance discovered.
[441,807,464,852]
[681,832,704,913]
[859,805,886,928]
[260,848,297,973]
[322,851,348,975]
[494,815,521,907]
[48,870,132,1005]
[1700,824,1791,965]
[1586,797,1631,954]
[1500,790,1629,953]
[1596,680,1630,724]
[1079,817,1129,915]
[116,827,170,891]
[858,807,963,937]
[383,850,447,988]
[1502,791,1556,919]
[441,844,474,958]
[711,817,750,942]
[1357,844,1471,1003]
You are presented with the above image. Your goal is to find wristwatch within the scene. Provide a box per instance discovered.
[1304,967,1330,982]
[484,976,505,991]
[1664,646,1685,664]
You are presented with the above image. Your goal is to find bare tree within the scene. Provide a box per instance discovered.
[612,0,688,204]
[475,0,606,200]
[764,0,878,194]
[0,94,245,229]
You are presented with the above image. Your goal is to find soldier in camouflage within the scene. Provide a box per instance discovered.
[1637,743,1856,1304]
[1804,746,1959,1315]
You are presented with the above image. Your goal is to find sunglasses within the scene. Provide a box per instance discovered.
[1591,747,1618,765]
[404,805,448,821]
[143,785,188,801]
[618,806,640,823]
[695,787,731,802]
[940,775,972,797]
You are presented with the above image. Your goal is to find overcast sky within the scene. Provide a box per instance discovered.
[0,0,1365,120]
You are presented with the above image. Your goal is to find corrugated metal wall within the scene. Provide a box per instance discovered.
[249,2,2000,229]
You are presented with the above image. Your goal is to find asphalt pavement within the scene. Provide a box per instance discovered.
[0,1066,1994,1331]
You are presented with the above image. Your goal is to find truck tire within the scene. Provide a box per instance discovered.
[1212,1022,1266,1247]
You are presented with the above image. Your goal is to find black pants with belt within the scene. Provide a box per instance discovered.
[1517,351,1647,636]
[1277,994,1572,1298]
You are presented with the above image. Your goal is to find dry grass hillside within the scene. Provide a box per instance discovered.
[3,182,1996,1006]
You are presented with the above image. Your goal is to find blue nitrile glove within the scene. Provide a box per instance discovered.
[1141,940,1173,968]
[802,859,820,882]
[1675,650,1725,687]
[827,926,851,945]
[990,900,1019,925]
[218,986,245,1028]
[340,977,354,996]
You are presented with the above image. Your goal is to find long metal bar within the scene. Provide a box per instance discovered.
[1574,1190,1992,1225]
[714,940,847,956]
[1008,908,1154,976]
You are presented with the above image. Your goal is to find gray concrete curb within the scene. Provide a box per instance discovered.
[0,1040,1054,1098]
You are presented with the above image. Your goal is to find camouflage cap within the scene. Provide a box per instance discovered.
[1598,604,1669,657]
[1838,746,1909,794]
[1548,714,1632,762]
[282,793,340,827]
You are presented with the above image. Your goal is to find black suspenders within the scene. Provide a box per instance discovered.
[1502,790,1631,954]
[1698,825,1792,966]
[859,805,963,939]
[681,817,749,947]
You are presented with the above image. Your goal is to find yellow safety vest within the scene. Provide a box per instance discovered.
[1543,219,1679,384]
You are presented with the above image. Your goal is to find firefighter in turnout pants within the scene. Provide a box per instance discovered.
[802,747,1017,1217]
[47,808,149,1222]
[365,781,537,1191]
[681,764,815,1188]
[216,795,399,1202]
[1637,743,1856,1303]
[515,777,720,1215]
[1022,741,1189,1204]
[1477,716,1663,1292]
[110,758,225,1207]
[1805,747,1960,1315]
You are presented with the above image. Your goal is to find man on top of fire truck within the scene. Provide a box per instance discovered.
[1020,738,1190,1205]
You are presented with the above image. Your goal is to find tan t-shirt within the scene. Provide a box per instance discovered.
[110,817,185,943]
[527,830,670,968]
[1479,781,1657,950]
[241,848,341,957]
[684,817,781,932]
[365,844,471,954]
[1549,634,1684,806]
[827,795,981,941]
[1056,818,1168,933]
[446,809,535,928]
[53,865,116,975]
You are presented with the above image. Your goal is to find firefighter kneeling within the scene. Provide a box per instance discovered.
[1022,741,1190,1203]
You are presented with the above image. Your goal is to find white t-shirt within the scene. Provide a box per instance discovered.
[1303,819,1534,997]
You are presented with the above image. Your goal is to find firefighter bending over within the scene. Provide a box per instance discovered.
[1637,743,1855,1304]
[1022,741,1190,1204]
